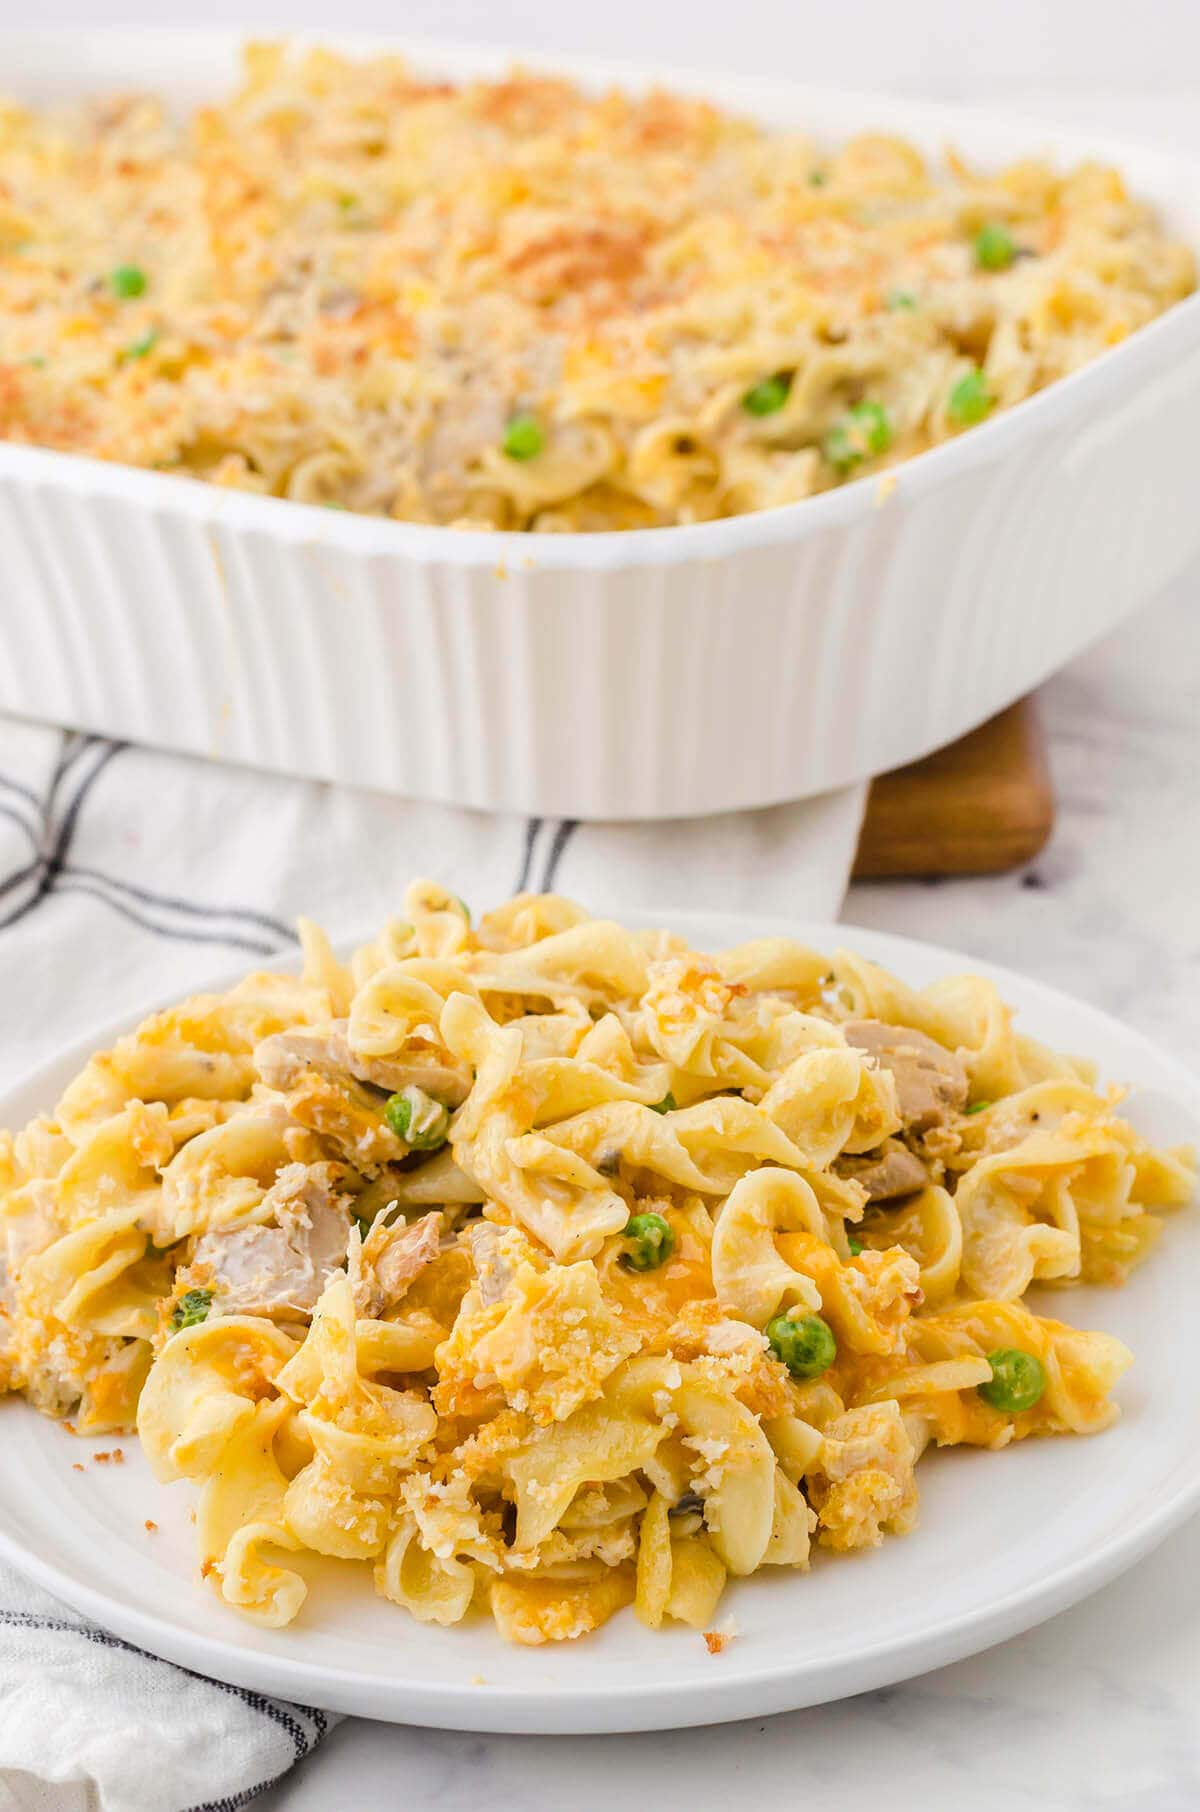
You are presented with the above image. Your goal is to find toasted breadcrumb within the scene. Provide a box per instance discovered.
[703,1616,739,1655]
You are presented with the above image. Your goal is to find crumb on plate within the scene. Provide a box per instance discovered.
[704,1615,739,1655]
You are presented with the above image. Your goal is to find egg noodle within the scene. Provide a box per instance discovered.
[1,885,1193,1644]
[0,46,1193,530]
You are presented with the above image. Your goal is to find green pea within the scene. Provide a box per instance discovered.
[384,1085,451,1150]
[977,1347,1046,1414]
[621,1212,675,1272]
[966,1100,992,1115]
[766,1312,837,1378]
[823,400,894,474]
[649,1092,677,1114]
[809,168,828,188]
[742,372,792,417]
[886,288,918,311]
[974,222,1017,271]
[109,264,147,299]
[948,367,993,427]
[123,330,158,361]
[170,1287,213,1332]
[847,1235,863,1257]
[503,413,544,460]
[25,355,47,369]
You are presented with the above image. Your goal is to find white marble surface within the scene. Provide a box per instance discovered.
[243,70,1200,1812]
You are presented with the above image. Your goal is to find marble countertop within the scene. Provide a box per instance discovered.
[249,77,1199,1812]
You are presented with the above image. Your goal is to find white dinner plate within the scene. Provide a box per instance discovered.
[1,909,1197,1733]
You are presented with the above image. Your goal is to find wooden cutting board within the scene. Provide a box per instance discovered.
[853,699,1053,879]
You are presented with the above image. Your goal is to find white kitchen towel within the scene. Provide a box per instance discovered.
[0,713,866,1812]
[0,1560,331,1812]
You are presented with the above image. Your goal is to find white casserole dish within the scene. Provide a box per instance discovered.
[3,29,1200,820]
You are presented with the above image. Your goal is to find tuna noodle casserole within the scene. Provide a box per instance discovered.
[1,886,1193,1644]
[0,47,1193,531]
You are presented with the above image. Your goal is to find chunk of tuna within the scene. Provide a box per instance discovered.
[838,1139,928,1202]
[255,1024,469,1105]
[843,1020,968,1132]
[356,1210,443,1318]
[190,1161,351,1317]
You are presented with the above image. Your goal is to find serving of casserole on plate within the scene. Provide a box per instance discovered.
[2,32,1200,815]
[0,895,1197,1730]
